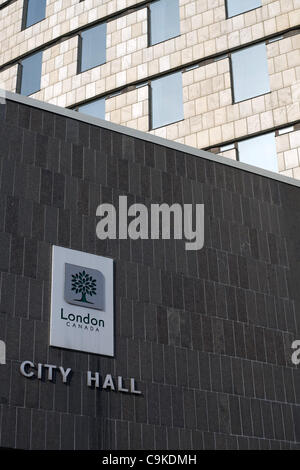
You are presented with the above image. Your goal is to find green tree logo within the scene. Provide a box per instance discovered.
[71,270,97,304]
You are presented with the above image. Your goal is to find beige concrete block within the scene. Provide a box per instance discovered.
[274,54,288,73]
[276,134,290,153]
[239,100,253,118]
[219,89,232,107]
[202,111,214,129]
[177,119,190,138]
[152,127,167,139]
[185,133,197,148]
[227,104,240,122]
[269,72,283,91]
[190,115,203,133]
[188,83,201,100]
[287,49,300,68]
[115,93,127,109]
[137,86,148,101]
[280,168,294,177]
[260,110,274,129]
[137,116,149,132]
[284,149,299,169]
[283,69,296,87]
[234,118,247,137]
[184,101,196,118]
[292,166,300,180]
[209,126,222,144]
[106,98,115,113]
[166,124,179,140]
[195,96,208,114]
[252,95,265,114]
[289,130,300,149]
[287,102,300,122]
[131,101,142,119]
[207,93,220,111]
[228,30,240,48]
[289,8,300,27]
[278,87,292,106]
[273,106,287,125]
[275,13,290,31]
[197,129,210,148]
[277,152,285,172]
[222,122,234,141]
[110,109,122,123]
[264,17,277,36]
[247,114,261,134]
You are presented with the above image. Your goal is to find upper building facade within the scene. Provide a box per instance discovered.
[0,0,299,178]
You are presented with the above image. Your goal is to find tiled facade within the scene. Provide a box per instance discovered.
[0,0,299,177]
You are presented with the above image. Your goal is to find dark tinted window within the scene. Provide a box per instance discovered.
[20,51,43,96]
[226,0,261,17]
[150,0,180,46]
[231,43,270,103]
[151,72,183,129]
[25,0,47,28]
[80,23,106,73]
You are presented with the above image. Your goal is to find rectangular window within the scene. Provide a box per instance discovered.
[149,0,180,46]
[19,51,43,96]
[151,72,183,129]
[238,133,278,172]
[24,0,47,29]
[226,0,261,18]
[231,43,270,103]
[77,98,105,120]
[79,23,106,73]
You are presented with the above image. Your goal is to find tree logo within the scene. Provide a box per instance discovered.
[72,270,97,304]
[64,263,105,310]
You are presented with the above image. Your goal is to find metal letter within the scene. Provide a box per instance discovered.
[87,371,100,388]
[130,378,142,395]
[20,361,35,378]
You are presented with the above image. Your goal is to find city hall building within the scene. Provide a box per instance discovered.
[0,90,299,450]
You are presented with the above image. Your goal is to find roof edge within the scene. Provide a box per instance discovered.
[3,90,300,188]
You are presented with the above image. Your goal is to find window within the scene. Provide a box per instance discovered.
[149,0,180,46]
[226,0,261,18]
[238,132,278,172]
[231,43,270,103]
[151,72,183,129]
[77,98,106,120]
[19,51,43,96]
[23,0,47,29]
[79,23,106,73]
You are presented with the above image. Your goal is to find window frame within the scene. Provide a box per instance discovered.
[237,131,278,173]
[17,51,43,96]
[229,42,271,104]
[75,97,106,120]
[78,22,107,74]
[225,0,262,19]
[22,0,47,30]
[148,0,181,47]
[150,71,184,130]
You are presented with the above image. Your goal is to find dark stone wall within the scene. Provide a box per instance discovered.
[0,98,299,450]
